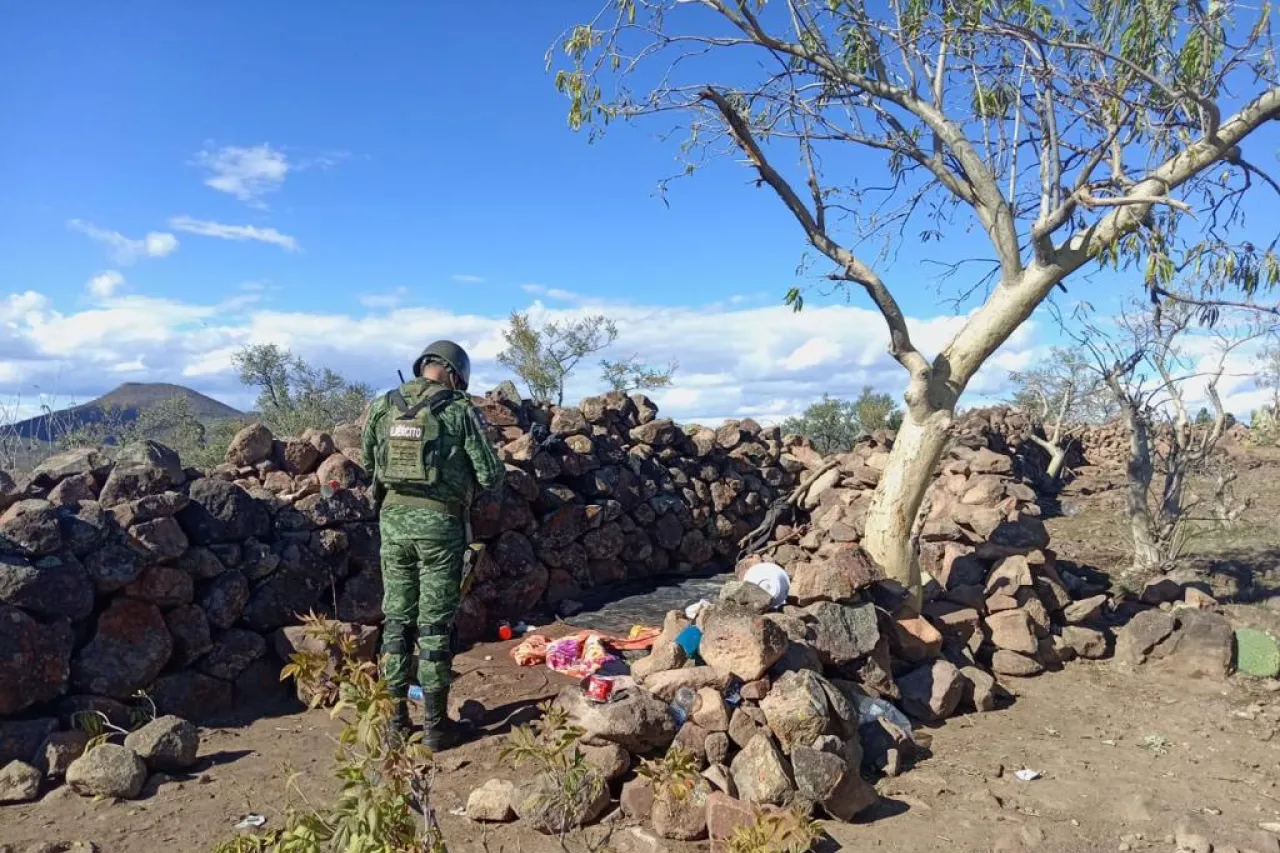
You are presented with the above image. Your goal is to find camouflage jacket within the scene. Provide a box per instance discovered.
[361,378,504,519]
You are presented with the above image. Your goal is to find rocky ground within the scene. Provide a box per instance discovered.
[2,453,1279,853]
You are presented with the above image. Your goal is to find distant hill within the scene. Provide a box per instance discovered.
[8,383,244,442]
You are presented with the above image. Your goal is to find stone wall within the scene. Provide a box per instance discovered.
[0,390,800,727]
[1,392,1125,733]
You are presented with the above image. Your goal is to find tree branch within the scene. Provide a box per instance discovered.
[699,87,930,380]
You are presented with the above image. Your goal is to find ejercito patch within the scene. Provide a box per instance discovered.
[389,423,424,440]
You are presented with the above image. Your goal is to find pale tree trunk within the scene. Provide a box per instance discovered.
[863,381,955,602]
[1029,434,1068,482]
[1125,416,1164,573]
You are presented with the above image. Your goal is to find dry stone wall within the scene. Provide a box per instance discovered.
[0,390,799,729]
[1,392,1111,738]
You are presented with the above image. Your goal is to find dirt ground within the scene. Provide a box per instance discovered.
[3,452,1280,853]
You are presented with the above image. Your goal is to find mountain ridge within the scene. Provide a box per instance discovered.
[7,382,244,442]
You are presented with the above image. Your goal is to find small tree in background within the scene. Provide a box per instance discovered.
[232,344,374,437]
[782,394,860,454]
[1008,347,1113,481]
[1257,337,1280,418]
[852,386,904,432]
[601,354,679,394]
[782,386,903,454]
[1076,299,1271,573]
[497,310,621,405]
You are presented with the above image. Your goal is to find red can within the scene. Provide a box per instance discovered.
[584,675,614,703]
[497,621,513,641]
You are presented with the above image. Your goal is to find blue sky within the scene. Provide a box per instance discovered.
[1,2,1275,423]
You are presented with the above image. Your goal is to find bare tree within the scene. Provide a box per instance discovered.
[1008,347,1111,481]
[550,0,1280,596]
[1076,300,1271,572]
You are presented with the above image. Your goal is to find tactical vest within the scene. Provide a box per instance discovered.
[377,385,459,490]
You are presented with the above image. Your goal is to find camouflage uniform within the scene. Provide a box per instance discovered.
[362,377,504,726]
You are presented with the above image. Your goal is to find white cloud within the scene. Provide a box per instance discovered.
[522,284,586,303]
[784,338,840,371]
[86,271,126,299]
[360,287,409,309]
[194,144,290,206]
[0,285,1059,427]
[168,216,300,251]
[68,220,179,264]
[452,274,486,284]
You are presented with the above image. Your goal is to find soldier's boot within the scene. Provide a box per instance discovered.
[391,699,412,737]
[421,690,470,752]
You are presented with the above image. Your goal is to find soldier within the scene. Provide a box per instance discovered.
[362,340,504,749]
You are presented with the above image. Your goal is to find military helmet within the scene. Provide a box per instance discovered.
[413,340,471,390]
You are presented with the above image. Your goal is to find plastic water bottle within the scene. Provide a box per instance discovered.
[669,686,698,726]
[407,685,424,703]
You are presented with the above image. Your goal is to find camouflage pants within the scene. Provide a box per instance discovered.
[378,506,465,701]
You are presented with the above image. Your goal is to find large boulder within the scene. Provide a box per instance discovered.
[99,441,184,506]
[759,670,833,754]
[126,516,189,563]
[789,546,884,605]
[0,499,62,557]
[0,552,94,621]
[29,448,110,489]
[652,777,712,841]
[199,629,267,681]
[0,760,42,803]
[316,453,365,489]
[791,744,878,821]
[1158,609,1235,679]
[124,565,195,610]
[467,778,518,823]
[65,743,147,799]
[200,570,250,630]
[226,423,275,467]
[729,734,793,805]
[84,543,142,592]
[554,686,677,755]
[123,715,200,771]
[35,730,90,779]
[0,607,73,715]
[71,598,172,698]
[805,601,881,667]
[897,659,965,722]
[177,478,271,545]
[1115,608,1177,664]
[699,605,788,681]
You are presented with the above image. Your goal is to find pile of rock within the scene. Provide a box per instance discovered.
[0,715,199,805]
[465,516,1109,842]
[754,425,1109,682]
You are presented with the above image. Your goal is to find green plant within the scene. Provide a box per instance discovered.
[233,343,374,437]
[781,386,903,454]
[637,746,700,802]
[497,311,621,405]
[498,702,604,835]
[725,808,822,853]
[210,611,446,853]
